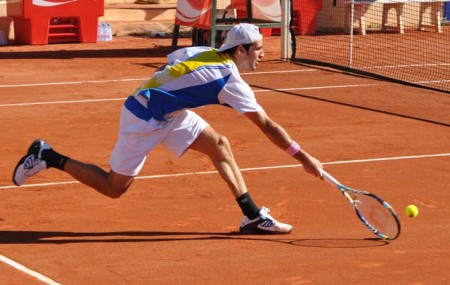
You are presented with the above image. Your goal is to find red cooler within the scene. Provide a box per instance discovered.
[294,0,323,35]
[7,0,104,45]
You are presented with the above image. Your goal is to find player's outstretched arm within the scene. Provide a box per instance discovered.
[244,111,323,177]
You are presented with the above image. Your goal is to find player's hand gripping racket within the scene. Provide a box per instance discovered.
[321,170,401,240]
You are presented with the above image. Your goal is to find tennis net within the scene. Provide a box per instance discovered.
[289,0,450,93]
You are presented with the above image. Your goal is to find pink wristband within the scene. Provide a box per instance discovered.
[285,141,301,156]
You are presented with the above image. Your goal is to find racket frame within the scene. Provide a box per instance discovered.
[321,170,401,240]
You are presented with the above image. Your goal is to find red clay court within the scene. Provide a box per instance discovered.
[0,36,449,284]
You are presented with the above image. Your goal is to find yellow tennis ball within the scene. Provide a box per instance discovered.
[405,205,419,218]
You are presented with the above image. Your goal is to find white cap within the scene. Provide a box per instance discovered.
[217,23,263,52]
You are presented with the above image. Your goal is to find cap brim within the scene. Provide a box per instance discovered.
[217,43,238,52]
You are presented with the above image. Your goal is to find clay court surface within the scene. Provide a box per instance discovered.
[0,36,449,284]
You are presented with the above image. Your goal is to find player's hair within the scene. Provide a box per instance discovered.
[221,43,254,57]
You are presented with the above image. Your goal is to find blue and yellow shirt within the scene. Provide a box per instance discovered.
[126,47,263,121]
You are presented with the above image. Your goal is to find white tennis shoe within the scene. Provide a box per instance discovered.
[12,139,51,186]
[240,206,293,234]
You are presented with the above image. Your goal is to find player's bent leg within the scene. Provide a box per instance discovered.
[12,139,133,197]
[188,127,293,234]
[188,126,248,198]
[64,159,134,198]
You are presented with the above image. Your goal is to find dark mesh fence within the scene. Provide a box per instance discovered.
[291,0,450,93]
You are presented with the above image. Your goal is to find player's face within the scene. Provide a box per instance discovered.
[239,40,264,71]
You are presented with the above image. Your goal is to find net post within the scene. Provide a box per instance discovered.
[280,0,291,61]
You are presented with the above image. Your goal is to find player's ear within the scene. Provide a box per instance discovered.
[236,45,246,55]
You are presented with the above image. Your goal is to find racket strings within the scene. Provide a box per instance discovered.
[354,194,400,239]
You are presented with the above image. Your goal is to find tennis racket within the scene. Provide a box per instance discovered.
[321,170,401,240]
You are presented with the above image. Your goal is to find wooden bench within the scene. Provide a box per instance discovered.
[418,1,443,32]
[347,0,447,35]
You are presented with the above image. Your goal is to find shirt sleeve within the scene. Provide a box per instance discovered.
[218,66,264,114]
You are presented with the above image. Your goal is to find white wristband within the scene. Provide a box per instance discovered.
[285,141,301,156]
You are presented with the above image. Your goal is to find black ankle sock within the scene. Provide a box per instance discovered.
[41,149,69,171]
[236,193,260,219]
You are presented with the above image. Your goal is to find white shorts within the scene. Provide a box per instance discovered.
[110,103,209,176]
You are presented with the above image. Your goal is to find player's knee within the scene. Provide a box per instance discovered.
[107,188,126,198]
[216,135,233,160]
[104,183,129,199]
[102,171,133,198]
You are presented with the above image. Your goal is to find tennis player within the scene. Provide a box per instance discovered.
[12,23,323,234]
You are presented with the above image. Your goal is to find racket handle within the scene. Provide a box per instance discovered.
[320,170,341,187]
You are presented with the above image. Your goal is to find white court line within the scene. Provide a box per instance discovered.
[0,78,145,88]
[1,153,449,190]
[0,255,61,285]
[0,83,379,108]
[241,69,316,75]
[0,69,316,89]
[416,79,450,84]
[362,62,450,69]
[254,83,379,92]
[0,98,124,107]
